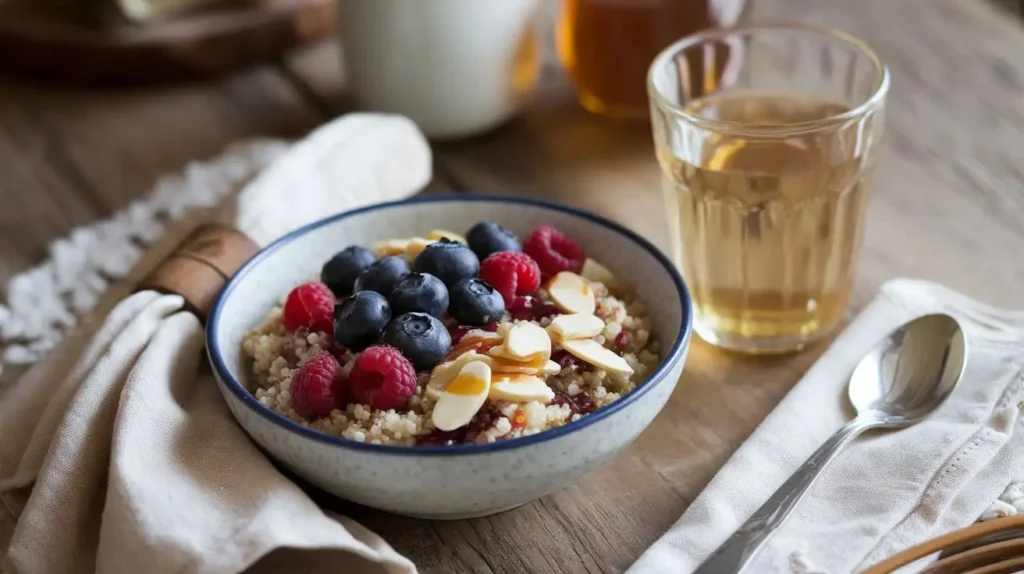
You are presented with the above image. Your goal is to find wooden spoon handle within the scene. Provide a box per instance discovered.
[137,224,258,321]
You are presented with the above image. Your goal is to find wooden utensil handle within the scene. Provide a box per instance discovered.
[864,515,1024,573]
[137,224,259,321]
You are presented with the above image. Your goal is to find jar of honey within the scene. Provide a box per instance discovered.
[557,0,750,119]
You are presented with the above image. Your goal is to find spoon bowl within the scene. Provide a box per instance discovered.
[849,313,967,425]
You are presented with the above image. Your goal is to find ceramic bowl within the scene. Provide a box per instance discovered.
[207,195,692,519]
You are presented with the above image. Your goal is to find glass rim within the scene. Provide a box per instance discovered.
[647,21,891,135]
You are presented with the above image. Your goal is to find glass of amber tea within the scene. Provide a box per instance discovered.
[648,23,889,354]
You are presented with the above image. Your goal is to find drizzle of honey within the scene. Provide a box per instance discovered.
[446,373,488,396]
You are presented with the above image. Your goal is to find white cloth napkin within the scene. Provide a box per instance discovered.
[629,279,1024,574]
[0,113,432,574]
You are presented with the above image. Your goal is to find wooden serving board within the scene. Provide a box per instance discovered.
[0,0,336,85]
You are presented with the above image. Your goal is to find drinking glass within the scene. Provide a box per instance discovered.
[648,23,889,354]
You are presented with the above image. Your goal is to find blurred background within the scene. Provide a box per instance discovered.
[2,0,1024,340]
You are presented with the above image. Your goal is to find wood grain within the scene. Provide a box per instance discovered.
[1,0,1023,572]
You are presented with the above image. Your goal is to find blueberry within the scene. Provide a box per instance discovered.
[448,278,505,326]
[390,272,449,317]
[466,221,521,260]
[383,312,451,370]
[354,255,410,296]
[413,239,480,287]
[334,291,391,351]
[321,246,376,297]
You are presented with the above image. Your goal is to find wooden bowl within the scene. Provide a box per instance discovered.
[0,0,336,85]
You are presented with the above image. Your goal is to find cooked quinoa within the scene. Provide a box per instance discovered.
[241,279,660,446]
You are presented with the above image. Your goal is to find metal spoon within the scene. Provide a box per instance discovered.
[695,313,967,574]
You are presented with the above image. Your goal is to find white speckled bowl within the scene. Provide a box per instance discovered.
[207,195,692,519]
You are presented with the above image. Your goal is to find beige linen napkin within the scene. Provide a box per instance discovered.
[0,113,431,574]
[629,279,1024,573]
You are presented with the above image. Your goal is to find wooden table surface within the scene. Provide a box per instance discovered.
[4,0,1024,572]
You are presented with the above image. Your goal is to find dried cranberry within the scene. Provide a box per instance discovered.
[552,391,597,416]
[447,324,473,345]
[615,331,630,351]
[463,402,506,444]
[551,349,593,373]
[508,296,562,321]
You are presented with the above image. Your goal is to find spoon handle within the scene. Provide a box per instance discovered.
[694,418,876,574]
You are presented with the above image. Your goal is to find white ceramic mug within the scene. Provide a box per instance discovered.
[339,0,542,140]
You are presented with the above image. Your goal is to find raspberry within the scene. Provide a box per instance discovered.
[508,295,561,321]
[523,225,585,277]
[283,281,336,335]
[348,345,418,410]
[291,354,346,419]
[479,252,541,306]
[551,390,596,416]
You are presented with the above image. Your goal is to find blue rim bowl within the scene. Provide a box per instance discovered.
[207,194,692,457]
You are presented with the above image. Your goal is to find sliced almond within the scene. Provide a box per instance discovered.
[429,350,494,390]
[405,237,435,260]
[372,239,411,257]
[547,313,605,341]
[543,360,561,375]
[490,355,548,375]
[560,339,635,375]
[487,344,547,364]
[489,374,555,403]
[447,330,504,359]
[432,362,492,431]
[427,229,468,244]
[581,258,619,289]
[548,271,596,315]
[504,322,551,360]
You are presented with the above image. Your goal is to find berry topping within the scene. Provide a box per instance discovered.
[321,246,376,297]
[348,345,418,410]
[478,251,541,306]
[413,238,480,287]
[448,278,506,326]
[463,402,505,444]
[523,225,585,277]
[615,330,630,351]
[507,295,561,321]
[333,291,391,351]
[283,281,336,335]
[551,390,597,416]
[551,349,593,373]
[466,221,521,260]
[291,354,346,419]
[354,255,410,296]
[383,312,452,370]
[390,272,449,317]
